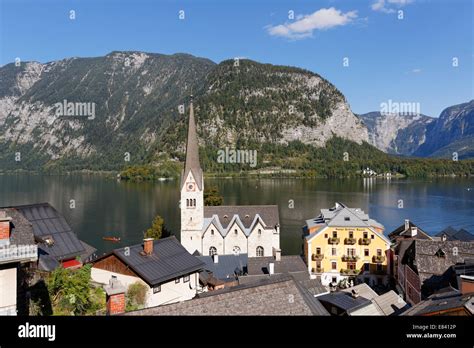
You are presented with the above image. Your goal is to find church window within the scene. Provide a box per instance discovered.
[186,199,189,207]
[256,246,264,257]
[209,247,217,256]
[234,229,238,235]
[258,229,262,235]
[232,246,241,255]
[211,229,214,235]
[193,199,196,206]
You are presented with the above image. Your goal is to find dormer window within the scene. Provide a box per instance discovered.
[435,248,446,258]
[223,215,228,219]
[245,214,250,219]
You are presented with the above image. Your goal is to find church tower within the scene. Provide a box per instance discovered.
[180,96,204,254]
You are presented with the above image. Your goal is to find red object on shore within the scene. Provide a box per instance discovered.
[62,259,82,269]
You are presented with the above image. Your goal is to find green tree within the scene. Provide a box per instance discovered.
[126,281,148,311]
[46,264,103,315]
[204,186,223,206]
[144,215,166,239]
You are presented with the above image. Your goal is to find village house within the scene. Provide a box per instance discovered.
[2,203,96,271]
[394,237,474,305]
[434,226,474,242]
[303,202,390,287]
[0,209,38,315]
[180,97,281,257]
[91,236,205,309]
[317,283,408,316]
[402,276,474,316]
[196,253,247,290]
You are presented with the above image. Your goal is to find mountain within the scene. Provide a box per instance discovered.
[0,51,368,171]
[358,112,434,156]
[414,100,474,159]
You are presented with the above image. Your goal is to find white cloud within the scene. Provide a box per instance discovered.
[411,68,422,73]
[266,7,358,40]
[371,0,413,13]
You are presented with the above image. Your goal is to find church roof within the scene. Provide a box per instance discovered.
[203,205,279,237]
[181,97,203,190]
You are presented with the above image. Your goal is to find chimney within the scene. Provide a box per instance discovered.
[213,254,219,264]
[143,238,154,255]
[410,227,418,237]
[273,247,281,262]
[0,211,12,246]
[404,219,410,231]
[105,277,126,315]
[460,275,474,295]
[351,289,359,298]
[268,262,275,275]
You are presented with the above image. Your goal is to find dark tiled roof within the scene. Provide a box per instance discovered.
[204,205,279,229]
[109,236,205,286]
[435,227,474,242]
[403,287,474,316]
[318,292,371,312]
[9,203,93,261]
[411,239,474,283]
[0,208,35,245]
[247,255,307,275]
[181,100,203,190]
[125,275,329,316]
[388,221,432,240]
[197,253,247,280]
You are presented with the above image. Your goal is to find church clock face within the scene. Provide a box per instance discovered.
[186,183,195,191]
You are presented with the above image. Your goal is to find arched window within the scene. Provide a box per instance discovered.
[256,246,264,257]
[209,247,217,256]
[186,199,189,207]
[211,229,214,235]
[258,229,262,235]
[232,246,241,255]
[193,199,196,206]
[234,229,238,235]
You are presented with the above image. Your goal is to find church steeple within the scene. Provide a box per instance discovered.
[182,95,203,190]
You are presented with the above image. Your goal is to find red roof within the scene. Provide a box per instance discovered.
[62,259,82,269]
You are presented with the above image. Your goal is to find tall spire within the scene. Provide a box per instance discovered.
[182,95,203,190]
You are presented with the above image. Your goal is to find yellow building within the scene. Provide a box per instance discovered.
[303,202,391,287]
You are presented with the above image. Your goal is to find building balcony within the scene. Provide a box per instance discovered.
[340,268,360,276]
[341,255,359,262]
[372,255,386,263]
[359,238,371,245]
[0,244,38,264]
[344,237,357,245]
[328,237,340,245]
[311,267,324,273]
[312,253,324,261]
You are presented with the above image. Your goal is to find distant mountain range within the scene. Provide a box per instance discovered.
[0,51,472,171]
[359,100,474,159]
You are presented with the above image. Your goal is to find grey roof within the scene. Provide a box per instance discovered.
[408,239,474,284]
[104,236,205,286]
[318,291,371,313]
[341,283,378,301]
[181,99,203,190]
[197,253,248,280]
[125,275,329,316]
[435,227,474,242]
[38,254,60,272]
[388,220,433,241]
[403,287,474,316]
[204,205,279,231]
[247,255,307,275]
[9,203,93,262]
[372,290,409,316]
[0,208,35,245]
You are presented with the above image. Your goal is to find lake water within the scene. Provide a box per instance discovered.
[1,175,473,257]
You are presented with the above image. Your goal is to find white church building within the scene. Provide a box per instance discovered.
[180,97,281,258]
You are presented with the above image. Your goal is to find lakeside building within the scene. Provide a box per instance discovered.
[180,97,280,257]
[1,203,96,271]
[91,236,204,309]
[0,209,38,315]
[303,202,391,287]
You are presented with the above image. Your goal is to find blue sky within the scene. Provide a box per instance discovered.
[0,0,472,116]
